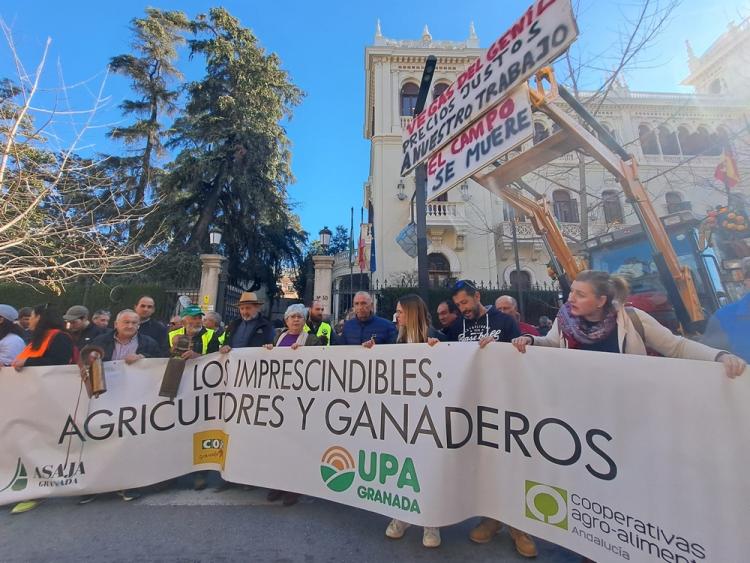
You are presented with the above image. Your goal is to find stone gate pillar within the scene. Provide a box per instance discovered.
[312,255,335,316]
[199,254,227,313]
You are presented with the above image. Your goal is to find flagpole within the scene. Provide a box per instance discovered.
[349,207,354,312]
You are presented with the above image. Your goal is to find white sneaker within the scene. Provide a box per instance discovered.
[423,527,441,548]
[385,519,410,539]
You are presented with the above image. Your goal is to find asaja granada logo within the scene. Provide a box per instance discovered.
[525,480,568,530]
[0,458,28,492]
[193,430,230,470]
[319,445,422,514]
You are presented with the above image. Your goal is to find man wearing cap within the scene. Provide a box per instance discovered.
[64,305,106,348]
[0,305,26,366]
[304,300,333,346]
[219,292,274,353]
[169,305,220,359]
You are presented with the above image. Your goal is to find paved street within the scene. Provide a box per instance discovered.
[0,477,581,562]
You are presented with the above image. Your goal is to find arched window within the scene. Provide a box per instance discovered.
[665,191,684,214]
[552,190,579,223]
[427,253,451,288]
[678,126,693,155]
[691,126,711,155]
[533,122,549,144]
[639,124,659,155]
[510,270,532,291]
[602,190,623,224]
[658,126,679,155]
[400,82,419,117]
[432,82,450,100]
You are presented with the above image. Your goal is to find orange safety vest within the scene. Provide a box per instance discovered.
[17,329,75,363]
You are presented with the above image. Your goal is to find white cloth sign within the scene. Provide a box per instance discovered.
[0,343,747,563]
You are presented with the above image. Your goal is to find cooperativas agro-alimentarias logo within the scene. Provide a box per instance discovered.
[525,480,568,530]
[320,446,422,514]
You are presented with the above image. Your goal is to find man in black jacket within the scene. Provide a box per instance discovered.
[64,305,106,348]
[87,309,163,362]
[135,295,169,356]
[219,292,274,353]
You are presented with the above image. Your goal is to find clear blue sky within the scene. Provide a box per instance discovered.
[1,0,747,243]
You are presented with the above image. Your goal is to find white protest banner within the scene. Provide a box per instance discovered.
[1,344,748,563]
[400,0,577,176]
[426,86,532,201]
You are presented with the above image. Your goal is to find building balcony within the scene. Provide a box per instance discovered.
[400,116,412,130]
[413,200,468,228]
[497,221,582,241]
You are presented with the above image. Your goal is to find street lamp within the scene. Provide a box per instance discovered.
[319,226,332,251]
[209,226,223,253]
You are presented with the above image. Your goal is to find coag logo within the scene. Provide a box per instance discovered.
[525,480,568,530]
[0,458,28,492]
[193,430,229,470]
[320,446,356,492]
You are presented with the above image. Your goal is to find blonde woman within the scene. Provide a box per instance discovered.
[365,294,442,547]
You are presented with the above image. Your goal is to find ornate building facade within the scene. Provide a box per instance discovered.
[329,19,749,319]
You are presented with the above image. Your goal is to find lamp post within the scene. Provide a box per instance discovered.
[209,226,223,253]
[319,226,332,252]
[313,226,335,318]
[199,226,227,314]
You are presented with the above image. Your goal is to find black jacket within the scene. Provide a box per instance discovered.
[72,323,106,348]
[224,316,274,348]
[88,331,164,361]
[138,318,169,356]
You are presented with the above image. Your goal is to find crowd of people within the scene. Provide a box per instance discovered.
[0,270,747,559]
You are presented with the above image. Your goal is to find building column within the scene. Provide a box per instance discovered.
[312,255,336,316]
[199,254,227,313]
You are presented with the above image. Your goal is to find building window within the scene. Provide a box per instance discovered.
[639,124,659,155]
[665,191,685,214]
[533,122,549,144]
[552,190,579,223]
[694,126,711,155]
[400,82,419,117]
[510,270,532,291]
[427,253,451,288]
[678,126,693,155]
[658,126,679,155]
[709,79,722,94]
[602,190,623,224]
[433,82,449,100]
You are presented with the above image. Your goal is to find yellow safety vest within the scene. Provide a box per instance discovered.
[304,321,332,346]
[168,327,215,355]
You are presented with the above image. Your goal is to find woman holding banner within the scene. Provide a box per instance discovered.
[263,304,323,506]
[8,304,76,515]
[365,294,443,548]
[511,270,746,377]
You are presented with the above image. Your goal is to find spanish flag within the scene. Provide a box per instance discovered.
[714,147,740,188]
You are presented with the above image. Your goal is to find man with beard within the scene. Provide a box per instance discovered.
[63,305,106,348]
[304,300,333,345]
[219,292,274,353]
[443,280,536,559]
[135,296,169,356]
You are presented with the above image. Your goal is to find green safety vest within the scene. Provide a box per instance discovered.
[168,327,216,355]
[304,321,332,346]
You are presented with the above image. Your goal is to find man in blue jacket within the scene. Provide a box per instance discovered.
[702,259,750,362]
[337,291,397,345]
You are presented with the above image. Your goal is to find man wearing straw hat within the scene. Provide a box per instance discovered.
[219,292,274,353]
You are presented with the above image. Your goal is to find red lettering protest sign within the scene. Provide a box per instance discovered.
[400,0,577,176]
[426,86,533,201]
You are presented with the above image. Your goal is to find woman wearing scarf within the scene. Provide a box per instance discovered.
[512,270,745,378]
[263,304,322,506]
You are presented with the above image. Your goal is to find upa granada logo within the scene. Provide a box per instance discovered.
[525,480,568,530]
[0,458,28,492]
[320,446,356,492]
[319,445,422,514]
[193,430,230,470]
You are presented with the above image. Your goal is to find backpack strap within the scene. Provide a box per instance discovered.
[625,307,646,345]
